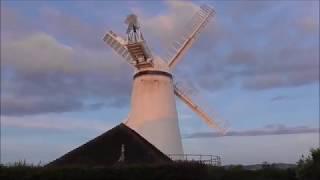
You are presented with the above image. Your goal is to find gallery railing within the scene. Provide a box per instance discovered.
[167,154,221,166]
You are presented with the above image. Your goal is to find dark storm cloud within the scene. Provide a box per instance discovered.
[184,124,319,139]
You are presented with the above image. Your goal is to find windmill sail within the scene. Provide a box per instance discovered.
[101,4,224,156]
[166,5,215,69]
[174,84,226,134]
[103,31,136,66]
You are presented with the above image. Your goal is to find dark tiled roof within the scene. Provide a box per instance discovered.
[47,123,172,167]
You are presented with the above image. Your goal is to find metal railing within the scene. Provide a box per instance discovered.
[167,154,221,166]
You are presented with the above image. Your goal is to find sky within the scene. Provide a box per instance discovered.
[1,0,319,165]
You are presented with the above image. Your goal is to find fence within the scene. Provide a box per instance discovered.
[167,154,221,166]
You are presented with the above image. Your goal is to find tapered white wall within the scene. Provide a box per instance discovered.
[126,71,184,155]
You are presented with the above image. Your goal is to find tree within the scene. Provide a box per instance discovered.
[296,148,320,180]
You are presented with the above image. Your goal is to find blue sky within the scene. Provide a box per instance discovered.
[1,0,319,165]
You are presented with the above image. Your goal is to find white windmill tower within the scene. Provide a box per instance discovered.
[103,5,224,155]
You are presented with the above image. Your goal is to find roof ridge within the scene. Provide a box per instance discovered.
[120,123,171,161]
[47,123,171,167]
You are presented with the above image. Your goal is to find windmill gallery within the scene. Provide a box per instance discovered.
[48,5,224,167]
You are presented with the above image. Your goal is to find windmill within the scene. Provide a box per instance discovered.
[103,5,224,155]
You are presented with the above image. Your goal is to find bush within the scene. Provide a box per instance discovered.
[296,148,320,180]
[2,153,319,180]
[0,162,208,180]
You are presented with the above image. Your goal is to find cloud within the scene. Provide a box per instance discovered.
[0,7,36,41]
[137,0,319,91]
[136,0,199,56]
[39,7,106,50]
[270,95,292,102]
[184,124,319,139]
[2,96,83,116]
[1,115,112,132]
[1,96,106,116]
[1,1,319,116]
[183,133,318,165]
[1,5,138,116]
[1,32,132,116]
[192,2,316,91]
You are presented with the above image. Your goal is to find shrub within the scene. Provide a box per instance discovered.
[296,148,320,180]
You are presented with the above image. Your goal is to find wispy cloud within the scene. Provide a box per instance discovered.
[184,124,319,139]
[270,95,293,102]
